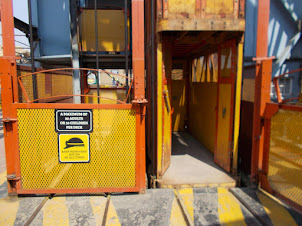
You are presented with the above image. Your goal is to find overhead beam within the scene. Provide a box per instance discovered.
[13,17,38,40]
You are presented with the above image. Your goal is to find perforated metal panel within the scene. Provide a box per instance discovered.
[18,108,136,190]
[268,109,302,206]
[18,71,73,103]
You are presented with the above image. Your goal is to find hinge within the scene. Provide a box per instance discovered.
[7,174,21,181]
[2,118,17,123]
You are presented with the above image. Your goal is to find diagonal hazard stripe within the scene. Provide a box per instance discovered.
[0,170,7,187]
[43,197,69,225]
[90,196,108,225]
[170,197,187,226]
[0,197,20,225]
[257,191,297,226]
[106,200,121,226]
[178,188,194,222]
[218,187,246,226]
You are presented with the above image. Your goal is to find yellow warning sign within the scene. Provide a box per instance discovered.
[58,134,90,163]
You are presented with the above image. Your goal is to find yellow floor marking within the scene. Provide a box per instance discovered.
[90,196,108,225]
[0,170,7,186]
[170,197,187,226]
[178,188,194,222]
[159,183,236,189]
[43,197,69,226]
[257,191,297,226]
[218,187,246,226]
[106,200,121,226]
[0,196,20,225]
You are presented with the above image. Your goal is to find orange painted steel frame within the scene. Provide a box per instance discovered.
[214,39,237,172]
[251,0,272,183]
[0,0,146,194]
[261,103,302,212]
[273,68,302,103]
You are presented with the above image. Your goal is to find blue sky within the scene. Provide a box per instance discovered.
[0,0,29,48]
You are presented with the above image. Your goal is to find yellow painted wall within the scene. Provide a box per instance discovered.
[172,80,186,131]
[80,10,129,52]
[84,89,119,104]
[168,0,195,15]
[189,82,217,153]
[206,0,234,14]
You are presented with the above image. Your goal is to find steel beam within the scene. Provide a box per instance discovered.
[251,0,271,183]
[256,0,270,58]
[0,0,21,194]
[0,0,15,57]
[132,0,146,101]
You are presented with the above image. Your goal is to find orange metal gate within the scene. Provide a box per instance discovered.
[0,59,146,195]
[261,103,302,211]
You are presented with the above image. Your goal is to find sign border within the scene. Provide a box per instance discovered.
[58,133,91,163]
[55,109,93,133]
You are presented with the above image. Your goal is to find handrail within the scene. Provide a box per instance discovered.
[273,68,302,103]
[17,67,134,104]
[28,95,127,104]
[280,96,302,104]
[18,67,133,81]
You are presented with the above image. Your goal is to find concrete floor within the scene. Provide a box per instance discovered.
[158,132,236,188]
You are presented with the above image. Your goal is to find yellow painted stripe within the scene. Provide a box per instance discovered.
[170,197,187,226]
[106,200,121,226]
[0,170,7,186]
[43,197,69,226]
[218,187,246,226]
[90,196,107,225]
[0,197,20,225]
[159,182,236,189]
[233,41,244,173]
[178,188,194,222]
[257,191,297,226]
[157,43,163,174]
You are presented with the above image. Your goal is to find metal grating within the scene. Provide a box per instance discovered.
[18,71,73,103]
[268,109,302,206]
[18,108,136,190]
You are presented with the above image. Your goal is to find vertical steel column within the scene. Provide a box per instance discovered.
[132,0,146,101]
[69,0,81,103]
[0,0,18,102]
[251,0,272,183]
[256,0,270,58]
[0,0,21,194]
[94,0,100,103]
[125,0,129,101]
[27,0,38,100]
[132,0,146,191]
